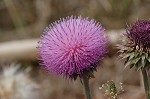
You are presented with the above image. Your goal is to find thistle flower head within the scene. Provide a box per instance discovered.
[38,16,107,79]
[118,19,150,69]
[126,20,150,51]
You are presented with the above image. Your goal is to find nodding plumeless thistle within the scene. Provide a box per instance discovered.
[118,20,150,69]
[118,19,150,98]
[37,16,107,99]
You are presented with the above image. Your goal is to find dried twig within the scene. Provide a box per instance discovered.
[0,30,125,61]
[0,39,38,61]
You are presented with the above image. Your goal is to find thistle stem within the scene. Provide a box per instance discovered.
[141,68,150,99]
[82,75,92,99]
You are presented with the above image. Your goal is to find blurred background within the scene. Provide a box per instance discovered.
[0,0,150,99]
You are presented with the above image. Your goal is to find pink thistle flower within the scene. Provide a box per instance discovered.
[38,16,107,79]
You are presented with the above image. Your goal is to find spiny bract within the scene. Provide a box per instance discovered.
[118,20,150,69]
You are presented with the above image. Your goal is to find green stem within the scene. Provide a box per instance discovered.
[82,75,92,99]
[142,68,150,99]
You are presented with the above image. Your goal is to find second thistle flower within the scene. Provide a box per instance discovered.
[118,20,150,69]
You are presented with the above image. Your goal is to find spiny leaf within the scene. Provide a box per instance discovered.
[124,59,135,69]
[128,52,135,60]
[134,57,141,65]
[134,52,139,57]
[145,53,148,59]
[141,54,146,67]
[124,60,132,69]
[136,59,142,70]
[127,47,134,52]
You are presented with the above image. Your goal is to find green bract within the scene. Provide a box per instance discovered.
[118,44,150,69]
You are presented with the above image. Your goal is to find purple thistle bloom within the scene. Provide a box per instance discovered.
[38,16,107,79]
[127,20,150,50]
[118,19,150,69]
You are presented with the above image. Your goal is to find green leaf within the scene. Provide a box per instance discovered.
[141,54,146,67]
[145,53,148,59]
[128,52,135,60]
[124,57,139,69]
[124,60,132,69]
[134,52,139,58]
[127,47,134,52]
[135,59,142,69]
[134,57,141,65]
